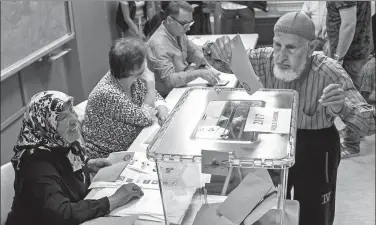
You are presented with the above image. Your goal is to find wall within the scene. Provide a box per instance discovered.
[72,2,113,98]
[1,2,113,165]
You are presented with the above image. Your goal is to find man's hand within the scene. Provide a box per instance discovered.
[209,36,234,65]
[199,69,220,85]
[156,105,169,126]
[87,158,112,173]
[319,84,345,114]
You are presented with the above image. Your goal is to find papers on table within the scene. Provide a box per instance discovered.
[88,152,207,224]
[89,152,158,190]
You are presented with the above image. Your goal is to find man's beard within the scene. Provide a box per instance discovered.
[273,57,307,82]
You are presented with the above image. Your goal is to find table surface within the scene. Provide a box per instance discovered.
[82,34,260,225]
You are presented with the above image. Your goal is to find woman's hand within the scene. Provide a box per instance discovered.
[156,105,169,126]
[86,158,112,173]
[108,183,144,211]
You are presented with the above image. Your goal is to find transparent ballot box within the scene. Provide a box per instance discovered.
[147,88,299,225]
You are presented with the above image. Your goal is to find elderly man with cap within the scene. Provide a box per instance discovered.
[202,12,376,225]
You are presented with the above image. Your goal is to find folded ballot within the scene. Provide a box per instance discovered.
[230,34,263,95]
[217,169,277,224]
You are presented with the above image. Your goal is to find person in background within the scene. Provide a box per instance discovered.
[5,91,144,225]
[82,38,168,159]
[147,1,220,97]
[326,1,373,158]
[359,53,375,105]
[301,1,329,54]
[220,2,255,34]
[143,1,170,39]
[116,1,153,40]
[219,1,267,34]
[202,12,375,225]
[187,1,211,35]
[373,1,375,53]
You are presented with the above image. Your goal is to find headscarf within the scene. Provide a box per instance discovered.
[11,91,87,172]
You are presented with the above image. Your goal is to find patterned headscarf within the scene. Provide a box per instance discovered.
[11,91,87,172]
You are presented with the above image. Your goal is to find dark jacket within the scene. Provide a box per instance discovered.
[5,149,109,225]
[116,1,148,33]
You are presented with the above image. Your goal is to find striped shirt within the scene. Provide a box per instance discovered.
[203,47,376,136]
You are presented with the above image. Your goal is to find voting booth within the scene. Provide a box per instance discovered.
[147,87,300,225]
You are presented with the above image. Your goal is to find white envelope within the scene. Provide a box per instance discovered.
[230,34,263,95]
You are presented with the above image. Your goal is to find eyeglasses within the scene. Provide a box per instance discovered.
[169,16,194,28]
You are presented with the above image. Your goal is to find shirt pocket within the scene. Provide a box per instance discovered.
[298,101,327,129]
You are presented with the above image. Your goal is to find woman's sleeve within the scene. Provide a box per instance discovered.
[26,161,110,225]
[94,90,153,127]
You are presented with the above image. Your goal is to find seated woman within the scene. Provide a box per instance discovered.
[5,91,144,225]
[82,37,168,159]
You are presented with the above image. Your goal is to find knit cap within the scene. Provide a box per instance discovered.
[274,12,315,41]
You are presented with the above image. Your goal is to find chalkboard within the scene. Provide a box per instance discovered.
[1,1,74,81]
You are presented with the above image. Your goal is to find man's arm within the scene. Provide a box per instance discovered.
[186,38,207,66]
[202,41,272,86]
[147,44,202,88]
[336,3,357,60]
[326,62,375,136]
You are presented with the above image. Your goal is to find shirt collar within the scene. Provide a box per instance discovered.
[161,22,179,44]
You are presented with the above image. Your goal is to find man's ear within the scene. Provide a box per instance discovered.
[308,39,319,53]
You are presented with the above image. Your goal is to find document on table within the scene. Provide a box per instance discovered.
[89,152,159,190]
[244,107,292,134]
[230,34,263,95]
[87,187,165,222]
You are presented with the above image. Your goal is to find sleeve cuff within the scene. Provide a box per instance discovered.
[99,197,111,215]
[155,100,168,109]
[141,104,156,118]
[327,104,348,117]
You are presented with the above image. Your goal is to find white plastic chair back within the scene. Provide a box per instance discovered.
[1,162,15,225]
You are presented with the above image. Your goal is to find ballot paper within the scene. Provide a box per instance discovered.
[230,34,263,95]
[244,107,292,134]
[217,169,276,224]
[90,161,129,184]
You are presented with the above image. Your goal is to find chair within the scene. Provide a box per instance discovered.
[1,162,15,225]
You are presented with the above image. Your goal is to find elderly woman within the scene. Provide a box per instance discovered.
[5,91,144,225]
[82,37,168,159]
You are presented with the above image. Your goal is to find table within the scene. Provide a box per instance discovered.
[82,34,259,225]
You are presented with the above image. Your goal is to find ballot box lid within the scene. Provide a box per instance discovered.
[147,88,298,169]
